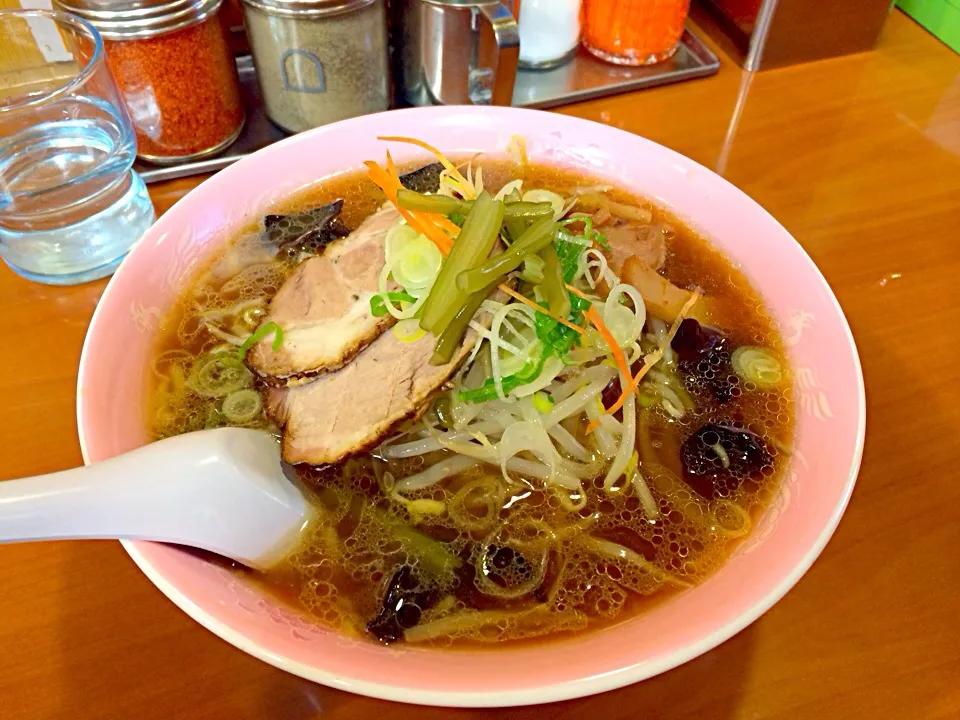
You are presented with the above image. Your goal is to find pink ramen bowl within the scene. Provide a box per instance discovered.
[77,106,865,707]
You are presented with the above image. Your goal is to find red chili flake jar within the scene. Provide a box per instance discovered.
[55,0,245,164]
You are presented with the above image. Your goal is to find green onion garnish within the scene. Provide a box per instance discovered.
[238,321,284,361]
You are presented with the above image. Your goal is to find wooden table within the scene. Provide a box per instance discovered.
[2,11,959,719]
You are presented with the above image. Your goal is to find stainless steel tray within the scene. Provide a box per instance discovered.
[135,28,720,184]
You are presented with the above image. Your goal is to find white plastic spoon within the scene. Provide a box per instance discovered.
[0,428,313,570]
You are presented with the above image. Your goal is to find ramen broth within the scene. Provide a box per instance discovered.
[148,160,794,647]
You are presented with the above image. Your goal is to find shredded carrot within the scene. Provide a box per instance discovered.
[628,291,701,392]
[565,283,593,300]
[385,149,399,178]
[364,160,421,226]
[630,348,664,391]
[378,135,476,199]
[585,418,601,434]
[364,160,454,255]
[498,285,585,334]
[434,215,462,237]
[584,305,636,416]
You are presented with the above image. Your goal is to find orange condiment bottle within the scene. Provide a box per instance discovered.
[55,0,245,164]
[582,0,691,66]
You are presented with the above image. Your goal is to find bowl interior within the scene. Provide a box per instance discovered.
[77,106,864,706]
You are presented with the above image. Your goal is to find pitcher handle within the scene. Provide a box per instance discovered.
[478,2,520,106]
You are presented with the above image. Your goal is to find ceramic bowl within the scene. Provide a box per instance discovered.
[77,106,865,707]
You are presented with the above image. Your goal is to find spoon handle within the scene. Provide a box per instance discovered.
[0,429,311,568]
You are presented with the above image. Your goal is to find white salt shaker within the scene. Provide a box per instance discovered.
[517,0,582,69]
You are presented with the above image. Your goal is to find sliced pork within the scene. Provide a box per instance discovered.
[247,204,400,385]
[268,329,475,465]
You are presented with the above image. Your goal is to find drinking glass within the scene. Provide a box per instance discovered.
[582,0,691,66]
[0,9,155,285]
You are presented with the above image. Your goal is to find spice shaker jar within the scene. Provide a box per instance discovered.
[241,0,389,133]
[55,0,245,164]
[517,0,581,69]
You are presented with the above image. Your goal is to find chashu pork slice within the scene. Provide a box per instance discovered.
[268,327,477,466]
[247,204,400,386]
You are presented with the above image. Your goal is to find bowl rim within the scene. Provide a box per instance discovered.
[77,105,866,707]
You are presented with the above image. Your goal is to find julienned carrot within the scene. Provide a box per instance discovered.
[584,305,637,416]
[434,215,462,237]
[378,135,476,199]
[364,161,433,238]
[565,283,593,300]
[498,285,585,334]
[627,291,702,395]
[364,160,454,254]
[381,154,458,250]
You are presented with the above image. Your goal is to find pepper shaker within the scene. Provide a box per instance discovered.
[241,0,390,133]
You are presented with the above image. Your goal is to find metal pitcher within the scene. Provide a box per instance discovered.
[389,0,519,107]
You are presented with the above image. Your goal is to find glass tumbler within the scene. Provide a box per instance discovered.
[0,9,155,285]
[582,0,691,66]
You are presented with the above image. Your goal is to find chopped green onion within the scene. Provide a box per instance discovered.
[731,346,784,389]
[533,391,555,414]
[221,388,263,424]
[370,291,418,317]
[562,214,610,249]
[187,353,253,398]
[237,321,283,361]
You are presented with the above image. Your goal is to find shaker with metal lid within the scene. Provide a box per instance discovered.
[55,0,245,163]
[241,0,389,134]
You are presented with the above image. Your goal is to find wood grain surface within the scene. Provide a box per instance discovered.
[2,11,959,720]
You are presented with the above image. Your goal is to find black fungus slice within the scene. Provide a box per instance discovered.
[264,199,350,258]
[398,162,444,194]
[680,424,771,500]
[366,565,440,644]
[671,318,737,403]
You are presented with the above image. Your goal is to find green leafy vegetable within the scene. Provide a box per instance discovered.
[420,191,504,335]
[538,244,570,318]
[534,292,590,358]
[459,290,589,404]
[520,254,545,284]
[459,355,547,403]
[430,280,498,365]
[455,215,557,294]
[554,235,585,284]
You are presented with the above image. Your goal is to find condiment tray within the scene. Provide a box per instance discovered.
[134,29,720,184]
